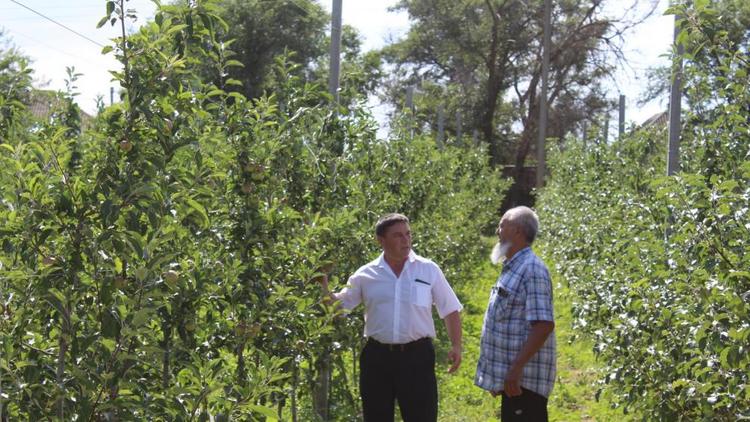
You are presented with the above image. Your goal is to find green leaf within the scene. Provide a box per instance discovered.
[101,338,117,353]
[225,59,244,68]
[185,198,210,228]
[0,144,14,154]
[96,15,110,29]
[131,308,153,328]
[247,405,278,420]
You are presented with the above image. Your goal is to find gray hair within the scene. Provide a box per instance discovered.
[503,206,539,244]
[375,213,410,237]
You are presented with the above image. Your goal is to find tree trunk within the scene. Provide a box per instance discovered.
[56,304,69,421]
[161,318,171,389]
[480,0,505,166]
[312,353,330,420]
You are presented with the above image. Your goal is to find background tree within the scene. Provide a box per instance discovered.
[211,0,382,109]
[382,0,656,206]
[0,33,33,142]
[641,0,750,104]
[214,0,328,99]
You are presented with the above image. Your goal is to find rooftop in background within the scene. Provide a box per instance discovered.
[26,89,94,130]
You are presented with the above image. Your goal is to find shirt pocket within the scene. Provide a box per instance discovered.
[411,283,432,307]
[492,287,513,321]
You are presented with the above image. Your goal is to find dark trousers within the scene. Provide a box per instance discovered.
[501,387,549,422]
[359,337,437,422]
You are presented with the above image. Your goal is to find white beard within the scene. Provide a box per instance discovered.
[490,241,511,265]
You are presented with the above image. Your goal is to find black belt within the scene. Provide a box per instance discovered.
[366,337,431,352]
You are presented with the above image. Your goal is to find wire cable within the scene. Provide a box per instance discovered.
[8,0,105,48]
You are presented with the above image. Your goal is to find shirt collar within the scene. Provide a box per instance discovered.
[377,250,416,267]
[502,246,532,271]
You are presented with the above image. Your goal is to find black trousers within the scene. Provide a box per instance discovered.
[501,387,549,422]
[359,337,437,422]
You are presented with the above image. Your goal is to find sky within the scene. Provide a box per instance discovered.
[1,0,673,130]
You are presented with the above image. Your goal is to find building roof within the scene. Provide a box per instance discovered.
[26,89,93,129]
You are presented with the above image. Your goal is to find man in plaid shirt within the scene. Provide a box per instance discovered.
[475,206,556,421]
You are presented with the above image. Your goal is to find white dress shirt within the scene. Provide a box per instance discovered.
[334,250,463,344]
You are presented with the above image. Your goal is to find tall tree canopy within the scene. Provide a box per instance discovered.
[382,0,656,204]
[212,0,381,106]
[216,0,329,99]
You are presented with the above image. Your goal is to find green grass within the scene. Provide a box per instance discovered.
[433,257,630,421]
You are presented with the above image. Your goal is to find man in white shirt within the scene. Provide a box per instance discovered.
[317,213,463,422]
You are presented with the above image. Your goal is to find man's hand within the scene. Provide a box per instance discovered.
[503,364,523,397]
[443,311,462,373]
[447,344,461,373]
[316,272,329,288]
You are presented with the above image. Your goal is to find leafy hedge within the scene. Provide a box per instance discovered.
[0,1,507,420]
[537,2,750,420]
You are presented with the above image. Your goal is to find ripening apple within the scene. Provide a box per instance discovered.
[42,256,57,266]
[250,164,266,181]
[119,139,132,152]
[114,276,128,289]
[241,181,254,194]
[234,322,248,337]
[164,270,179,286]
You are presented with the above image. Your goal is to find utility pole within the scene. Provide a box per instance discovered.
[328,0,343,106]
[618,94,626,138]
[667,13,683,175]
[537,0,552,188]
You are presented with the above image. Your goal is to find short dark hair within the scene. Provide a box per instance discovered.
[375,213,409,237]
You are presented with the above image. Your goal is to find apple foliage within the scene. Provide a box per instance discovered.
[0,1,507,420]
[537,2,750,419]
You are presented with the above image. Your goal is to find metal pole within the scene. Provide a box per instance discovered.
[455,110,462,144]
[537,0,552,188]
[437,104,445,147]
[603,114,609,143]
[406,85,415,139]
[406,86,415,112]
[582,120,588,146]
[328,0,343,105]
[667,13,683,176]
[618,94,625,137]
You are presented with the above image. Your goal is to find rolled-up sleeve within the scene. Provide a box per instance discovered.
[431,265,463,319]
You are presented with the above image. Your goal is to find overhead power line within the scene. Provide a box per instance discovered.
[8,0,105,48]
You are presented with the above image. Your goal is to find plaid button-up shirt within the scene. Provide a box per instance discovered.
[474,247,556,398]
